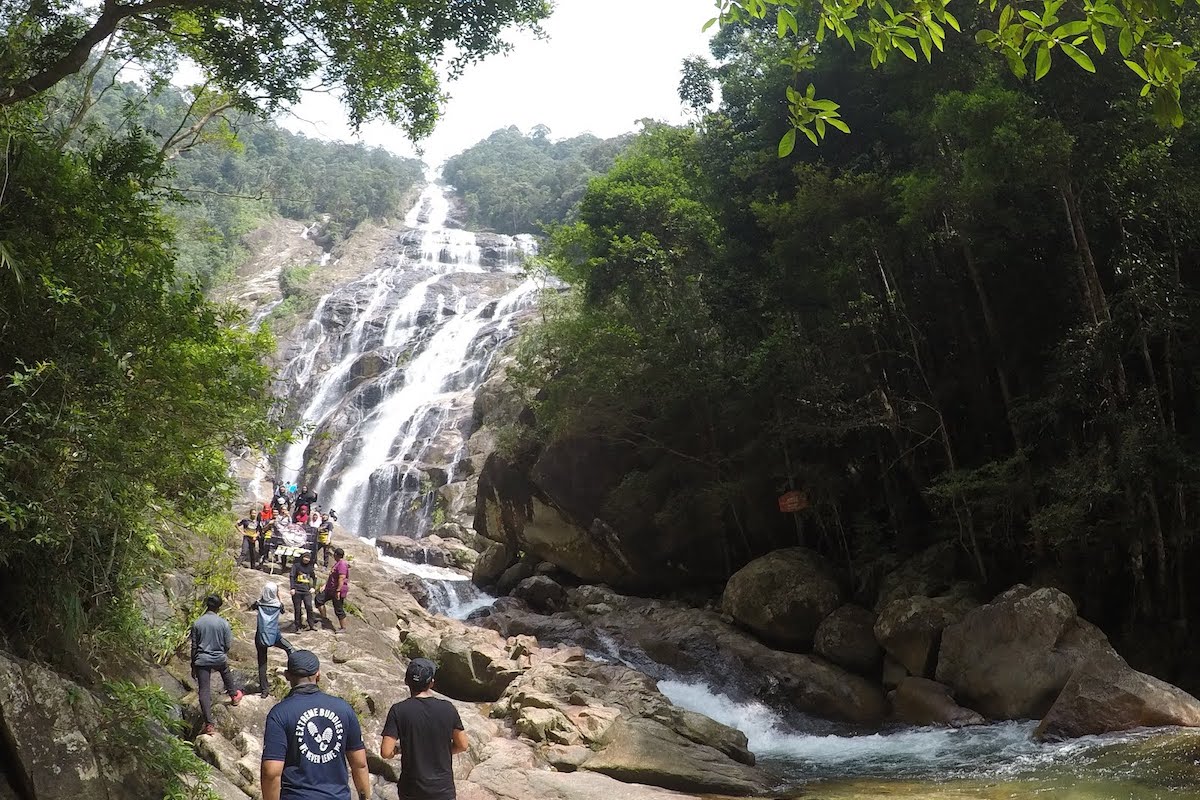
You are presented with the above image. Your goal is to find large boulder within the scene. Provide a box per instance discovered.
[721,547,841,651]
[0,651,151,800]
[874,595,976,678]
[936,585,1117,719]
[581,718,767,796]
[474,453,632,587]
[1035,657,1200,740]
[472,541,517,588]
[889,677,985,728]
[511,575,569,614]
[433,636,523,702]
[813,604,882,677]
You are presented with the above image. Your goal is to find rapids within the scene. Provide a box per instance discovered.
[266,184,1200,800]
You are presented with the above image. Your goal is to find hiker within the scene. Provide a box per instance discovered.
[380,658,468,800]
[258,515,277,569]
[316,547,350,633]
[294,504,309,526]
[261,650,371,800]
[191,594,244,735]
[251,582,294,698]
[237,515,257,568]
[316,514,335,567]
[290,551,320,632]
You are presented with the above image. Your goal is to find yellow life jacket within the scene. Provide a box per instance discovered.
[317,530,331,544]
[295,572,312,586]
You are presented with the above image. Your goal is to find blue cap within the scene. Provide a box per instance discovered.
[287,650,320,677]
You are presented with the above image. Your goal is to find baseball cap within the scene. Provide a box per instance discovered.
[287,650,320,677]
[405,657,437,687]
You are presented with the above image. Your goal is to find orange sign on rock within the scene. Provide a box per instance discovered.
[778,490,808,513]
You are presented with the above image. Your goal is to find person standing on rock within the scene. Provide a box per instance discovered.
[380,658,468,800]
[251,582,294,698]
[317,547,350,634]
[191,594,244,735]
[261,650,372,800]
[315,513,335,567]
[237,515,257,568]
[290,551,320,632]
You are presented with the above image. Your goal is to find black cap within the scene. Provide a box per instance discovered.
[406,657,436,688]
[287,650,320,677]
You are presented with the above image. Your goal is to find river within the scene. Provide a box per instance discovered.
[268,183,1200,800]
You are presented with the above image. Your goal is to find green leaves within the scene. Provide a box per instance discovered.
[1035,44,1052,80]
[781,84,851,152]
[1061,42,1095,72]
[720,0,1200,148]
[779,128,797,157]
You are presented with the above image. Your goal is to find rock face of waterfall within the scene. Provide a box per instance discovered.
[273,184,539,540]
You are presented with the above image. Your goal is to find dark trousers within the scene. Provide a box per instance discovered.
[195,662,237,724]
[292,591,317,629]
[258,538,276,567]
[256,637,293,693]
[316,541,333,567]
[238,535,256,567]
[317,589,346,621]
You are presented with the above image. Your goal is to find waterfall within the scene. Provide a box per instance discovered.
[374,544,496,620]
[275,184,538,540]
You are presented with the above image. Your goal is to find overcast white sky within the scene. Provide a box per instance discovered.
[278,0,717,168]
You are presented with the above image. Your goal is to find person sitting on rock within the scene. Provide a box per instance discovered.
[290,551,319,632]
[380,658,468,800]
[191,594,244,736]
[316,547,350,634]
[250,582,294,698]
[261,650,371,800]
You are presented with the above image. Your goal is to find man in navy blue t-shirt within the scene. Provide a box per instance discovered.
[261,650,372,800]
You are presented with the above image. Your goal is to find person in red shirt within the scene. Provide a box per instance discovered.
[316,548,350,634]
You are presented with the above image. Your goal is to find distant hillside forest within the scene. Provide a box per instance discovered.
[441,126,631,234]
[47,65,425,290]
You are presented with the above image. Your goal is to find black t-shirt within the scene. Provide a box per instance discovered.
[382,697,464,800]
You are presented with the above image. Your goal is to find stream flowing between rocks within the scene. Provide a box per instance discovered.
[265,183,1200,800]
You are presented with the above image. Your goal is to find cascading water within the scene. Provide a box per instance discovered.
[652,676,1200,796]
[273,182,538,611]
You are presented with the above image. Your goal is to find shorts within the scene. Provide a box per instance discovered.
[317,588,346,619]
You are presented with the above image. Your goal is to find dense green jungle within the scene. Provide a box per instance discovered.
[3,0,1200,795]
[452,19,1200,689]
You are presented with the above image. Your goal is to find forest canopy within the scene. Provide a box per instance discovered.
[513,13,1200,681]
[442,126,633,234]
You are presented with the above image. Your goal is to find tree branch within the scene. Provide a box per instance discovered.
[1,0,209,106]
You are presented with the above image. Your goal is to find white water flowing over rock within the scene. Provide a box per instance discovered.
[655,678,1180,786]
[275,183,539,542]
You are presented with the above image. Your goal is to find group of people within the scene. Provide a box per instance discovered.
[238,482,338,572]
[192,596,465,800]
[191,481,464,800]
